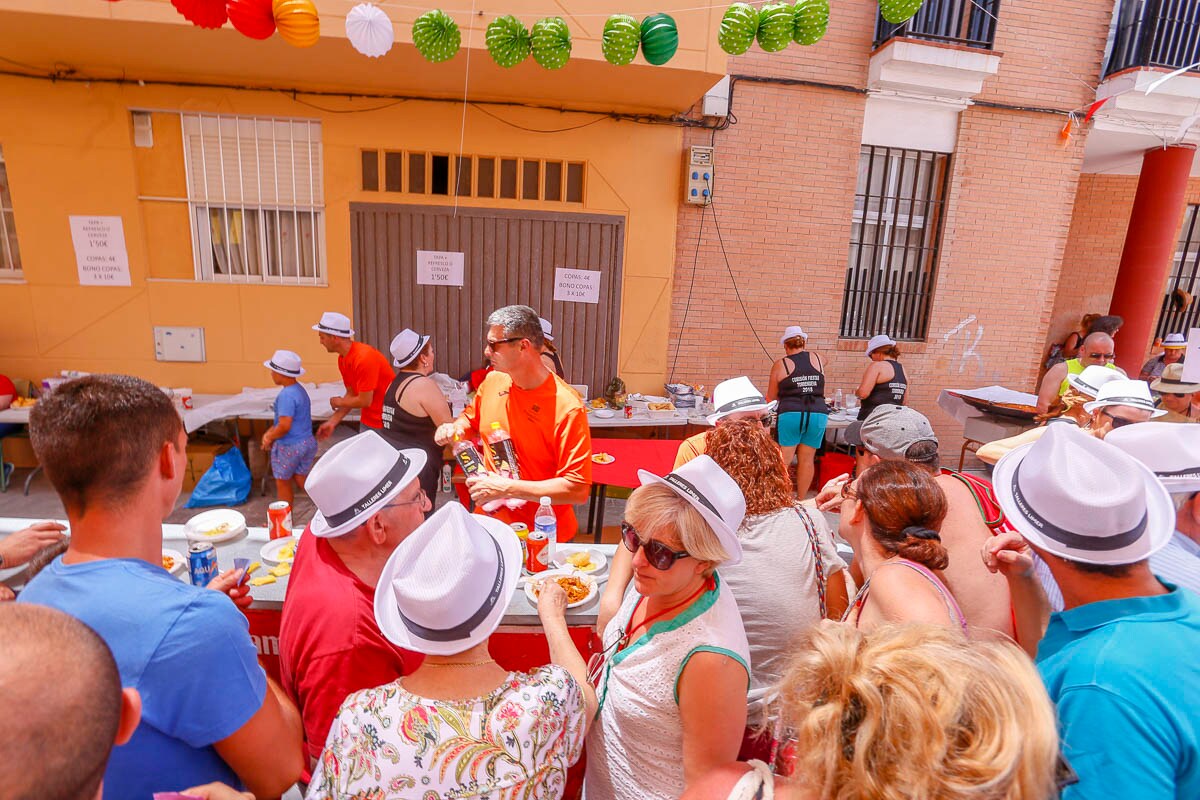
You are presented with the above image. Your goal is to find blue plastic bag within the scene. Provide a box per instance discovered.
[185,448,252,508]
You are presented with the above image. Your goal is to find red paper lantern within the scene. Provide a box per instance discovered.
[228,0,275,39]
[171,0,228,29]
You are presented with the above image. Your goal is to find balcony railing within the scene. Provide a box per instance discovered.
[1105,0,1200,78]
[874,0,1000,50]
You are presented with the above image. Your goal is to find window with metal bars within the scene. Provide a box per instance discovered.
[362,150,585,203]
[840,145,951,341]
[1154,203,1200,339]
[0,148,22,278]
[182,113,325,284]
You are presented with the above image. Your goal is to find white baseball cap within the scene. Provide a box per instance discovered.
[706,376,777,426]
[264,349,304,377]
[374,502,521,656]
[865,334,897,356]
[1108,422,1200,494]
[539,317,555,341]
[390,328,431,369]
[312,311,355,338]
[780,325,807,345]
[1082,379,1166,418]
[307,431,427,538]
[638,454,746,567]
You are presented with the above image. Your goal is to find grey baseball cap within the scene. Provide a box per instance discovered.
[845,404,938,461]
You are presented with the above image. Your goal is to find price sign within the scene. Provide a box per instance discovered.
[416,250,465,287]
[69,216,131,286]
[553,268,601,304]
[1182,329,1200,383]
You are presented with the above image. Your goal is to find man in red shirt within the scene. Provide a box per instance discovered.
[435,305,592,540]
[312,312,394,439]
[278,431,430,770]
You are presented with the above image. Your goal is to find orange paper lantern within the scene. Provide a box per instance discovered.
[228,0,276,39]
[273,0,320,48]
[171,0,228,29]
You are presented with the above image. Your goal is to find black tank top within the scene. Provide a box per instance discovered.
[776,352,828,415]
[381,371,439,445]
[858,360,908,420]
[547,349,565,379]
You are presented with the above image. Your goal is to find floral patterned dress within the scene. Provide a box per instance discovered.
[306,665,585,800]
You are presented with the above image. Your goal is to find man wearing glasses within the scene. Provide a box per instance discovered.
[278,431,433,774]
[435,304,592,542]
[1036,331,1124,414]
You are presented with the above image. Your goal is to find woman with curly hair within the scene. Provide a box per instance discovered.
[682,623,1063,800]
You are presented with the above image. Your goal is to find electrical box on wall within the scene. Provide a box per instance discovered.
[684,146,714,206]
[154,326,206,363]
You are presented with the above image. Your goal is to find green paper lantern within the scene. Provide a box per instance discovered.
[792,0,830,45]
[757,3,793,52]
[602,14,641,66]
[640,13,678,66]
[486,15,530,67]
[531,17,571,70]
[412,10,460,63]
[719,3,759,56]
[879,0,924,24]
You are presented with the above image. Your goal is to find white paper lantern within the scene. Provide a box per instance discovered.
[346,3,394,58]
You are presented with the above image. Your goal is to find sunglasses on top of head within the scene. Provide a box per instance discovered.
[620,521,691,571]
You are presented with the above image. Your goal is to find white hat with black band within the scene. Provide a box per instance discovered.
[312,311,355,338]
[1082,379,1166,418]
[993,424,1173,565]
[374,501,521,656]
[1163,332,1187,349]
[637,454,746,566]
[706,376,777,426]
[539,317,555,342]
[307,431,428,538]
[264,349,305,378]
[1065,364,1122,399]
[1108,422,1200,494]
[390,328,431,369]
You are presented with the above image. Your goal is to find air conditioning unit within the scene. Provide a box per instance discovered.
[684,145,714,206]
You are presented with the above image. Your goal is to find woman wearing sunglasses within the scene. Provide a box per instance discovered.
[566,455,750,800]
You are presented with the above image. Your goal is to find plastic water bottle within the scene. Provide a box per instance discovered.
[534,496,557,567]
[833,388,844,410]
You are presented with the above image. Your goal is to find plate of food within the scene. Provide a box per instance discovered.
[552,546,608,576]
[592,452,616,464]
[161,548,186,575]
[589,398,608,409]
[524,570,598,609]
[260,535,298,565]
[184,509,247,543]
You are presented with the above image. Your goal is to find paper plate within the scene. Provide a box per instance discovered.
[184,509,247,543]
[524,569,598,608]
[260,535,299,565]
[161,548,186,575]
[592,452,616,464]
[594,409,615,419]
[552,546,608,576]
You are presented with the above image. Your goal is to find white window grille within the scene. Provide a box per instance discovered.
[181,113,325,284]
[0,148,23,278]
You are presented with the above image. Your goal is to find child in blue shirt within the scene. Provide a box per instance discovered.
[262,350,317,505]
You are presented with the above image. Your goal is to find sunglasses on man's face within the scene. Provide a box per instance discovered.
[1085,351,1115,361]
[620,521,691,571]
[1101,410,1139,429]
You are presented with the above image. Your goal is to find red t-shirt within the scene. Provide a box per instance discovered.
[0,375,15,398]
[279,530,422,764]
[462,371,592,540]
[338,342,394,429]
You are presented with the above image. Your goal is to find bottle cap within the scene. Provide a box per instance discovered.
[540,496,551,505]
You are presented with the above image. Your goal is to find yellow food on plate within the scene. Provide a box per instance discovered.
[589,398,607,409]
[647,402,675,411]
[249,575,276,586]
[567,551,596,570]
[533,575,591,604]
[591,452,615,465]
[12,397,37,408]
[161,554,176,571]
[276,541,297,561]
[269,563,292,578]
[203,522,232,537]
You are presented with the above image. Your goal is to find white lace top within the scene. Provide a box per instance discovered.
[584,575,750,800]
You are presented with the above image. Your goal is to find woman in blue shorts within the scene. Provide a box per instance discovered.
[767,326,829,497]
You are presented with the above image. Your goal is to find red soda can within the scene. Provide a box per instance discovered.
[268,501,292,540]
[526,530,549,573]
[188,542,218,587]
[624,405,633,419]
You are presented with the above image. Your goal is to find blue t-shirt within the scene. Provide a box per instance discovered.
[1037,584,1200,800]
[274,382,314,445]
[19,556,267,800]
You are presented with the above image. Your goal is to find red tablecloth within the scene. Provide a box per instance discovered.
[590,438,680,487]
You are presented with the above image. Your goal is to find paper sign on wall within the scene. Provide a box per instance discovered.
[554,268,601,304]
[416,250,465,287]
[1182,329,1200,383]
[69,216,131,286]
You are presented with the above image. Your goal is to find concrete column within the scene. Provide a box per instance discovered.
[1109,144,1196,376]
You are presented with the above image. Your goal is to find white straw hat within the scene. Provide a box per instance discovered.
[1065,364,1122,398]
[1082,379,1166,418]
[264,349,305,377]
[374,502,521,656]
[312,311,355,338]
[390,328,431,369]
[1107,422,1200,494]
[993,424,1173,565]
[865,334,897,356]
[780,325,807,345]
[638,455,746,567]
[706,376,777,426]
[539,317,555,342]
[307,431,427,538]
[1163,332,1187,348]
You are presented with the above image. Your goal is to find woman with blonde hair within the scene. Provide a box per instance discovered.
[682,622,1063,800]
[566,455,750,800]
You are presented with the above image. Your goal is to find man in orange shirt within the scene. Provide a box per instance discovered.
[313,312,395,439]
[435,305,592,541]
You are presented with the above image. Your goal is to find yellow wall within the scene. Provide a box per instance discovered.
[0,73,683,394]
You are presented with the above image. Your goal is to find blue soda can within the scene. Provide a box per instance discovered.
[188,542,218,587]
